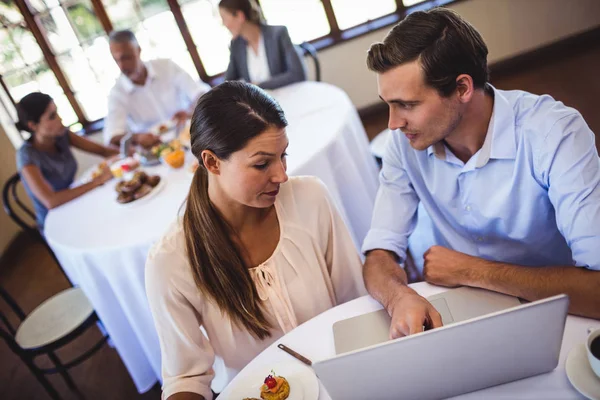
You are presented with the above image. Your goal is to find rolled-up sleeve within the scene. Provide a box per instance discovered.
[541,113,600,270]
[361,131,420,263]
[146,249,215,400]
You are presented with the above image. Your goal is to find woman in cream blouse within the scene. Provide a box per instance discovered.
[145,81,365,400]
[219,0,307,89]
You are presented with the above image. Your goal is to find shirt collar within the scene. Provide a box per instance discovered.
[118,61,156,94]
[427,84,517,167]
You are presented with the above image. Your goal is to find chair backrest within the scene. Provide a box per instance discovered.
[0,284,25,339]
[3,173,39,234]
[299,42,321,82]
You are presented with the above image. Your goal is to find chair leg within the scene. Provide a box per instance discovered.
[47,351,84,399]
[22,356,62,400]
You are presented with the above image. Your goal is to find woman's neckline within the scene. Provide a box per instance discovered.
[248,197,283,270]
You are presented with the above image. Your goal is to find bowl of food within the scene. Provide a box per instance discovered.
[161,148,185,169]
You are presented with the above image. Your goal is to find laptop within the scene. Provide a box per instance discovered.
[312,290,569,400]
[333,287,522,354]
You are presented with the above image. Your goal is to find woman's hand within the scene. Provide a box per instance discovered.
[93,164,113,186]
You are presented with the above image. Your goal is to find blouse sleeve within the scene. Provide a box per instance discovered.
[145,240,216,400]
[313,178,367,304]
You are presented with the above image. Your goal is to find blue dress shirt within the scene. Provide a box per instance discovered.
[362,86,600,271]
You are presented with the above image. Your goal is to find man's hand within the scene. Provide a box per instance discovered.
[423,245,479,287]
[134,132,161,149]
[171,110,190,125]
[387,287,443,339]
[363,249,443,340]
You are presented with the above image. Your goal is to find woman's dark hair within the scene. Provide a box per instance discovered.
[184,81,287,339]
[367,7,489,97]
[218,0,264,25]
[16,92,53,135]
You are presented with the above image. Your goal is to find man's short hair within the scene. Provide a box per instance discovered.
[367,7,489,97]
[109,29,139,47]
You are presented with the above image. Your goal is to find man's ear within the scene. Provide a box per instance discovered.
[455,74,475,103]
[201,150,221,175]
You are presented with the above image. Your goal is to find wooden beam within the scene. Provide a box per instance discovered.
[166,0,209,82]
[14,0,88,124]
[89,0,113,34]
[320,0,341,40]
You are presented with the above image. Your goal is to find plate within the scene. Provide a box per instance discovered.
[150,120,177,136]
[227,361,319,400]
[566,343,600,400]
[117,176,166,207]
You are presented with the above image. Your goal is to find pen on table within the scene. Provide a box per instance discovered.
[277,343,312,366]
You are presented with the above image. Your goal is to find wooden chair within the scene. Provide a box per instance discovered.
[2,173,69,282]
[0,284,108,399]
[2,173,109,398]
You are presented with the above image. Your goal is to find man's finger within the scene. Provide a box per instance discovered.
[407,312,426,335]
[428,307,443,329]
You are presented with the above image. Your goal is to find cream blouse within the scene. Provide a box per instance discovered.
[145,176,366,399]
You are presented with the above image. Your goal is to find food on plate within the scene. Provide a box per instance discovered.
[114,171,161,204]
[110,157,139,178]
[146,174,161,187]
[259,373,290,400]
[151,139,183,158]
[90,161,107,180]
[133,183,153,200]
[162,149,185,169]
[157,123,170,134]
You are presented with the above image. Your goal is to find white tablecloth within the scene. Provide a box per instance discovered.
[220,282,599,399]
[44,82,379,392]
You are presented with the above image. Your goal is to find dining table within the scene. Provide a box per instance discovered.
[43,81,380,392]
[219,281,599,399]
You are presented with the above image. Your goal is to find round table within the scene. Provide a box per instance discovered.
[220,282,599,399]
[44,81,379,392]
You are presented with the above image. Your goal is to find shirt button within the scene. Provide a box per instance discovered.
[465,205,472,212]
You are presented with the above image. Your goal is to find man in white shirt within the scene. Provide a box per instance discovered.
[104,30,211,148]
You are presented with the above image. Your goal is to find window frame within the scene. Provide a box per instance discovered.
[3,0,460,134]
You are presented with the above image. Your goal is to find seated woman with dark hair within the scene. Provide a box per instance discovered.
[145,81,365,400]
[16,92,119,230]
[219,0,307,90]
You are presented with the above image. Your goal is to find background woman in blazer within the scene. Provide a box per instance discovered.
[219,0,307,90]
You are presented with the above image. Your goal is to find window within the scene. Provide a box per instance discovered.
[0,1,77,126]
[259,0,331,43]
[0,0,453,132]
[32,0,115,123]
[330,0,398,31]
[179,0,231,77]
[403,0,427,6]
[102,0,198,79]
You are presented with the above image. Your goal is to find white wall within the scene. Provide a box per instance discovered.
[0,125,25,254]
[316,0,600,108]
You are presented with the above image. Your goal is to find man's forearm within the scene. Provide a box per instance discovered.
[467,260,600,319]
[363,249,416,312]
[109,133,126,147]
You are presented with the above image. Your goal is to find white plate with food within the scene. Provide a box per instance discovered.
[227,361,318,400]
[114,171,166,206]
[150,120,177,136]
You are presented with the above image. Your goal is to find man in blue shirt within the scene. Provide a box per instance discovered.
[362,7,600,338]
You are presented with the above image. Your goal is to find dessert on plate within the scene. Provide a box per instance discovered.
[259,373,290,400]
